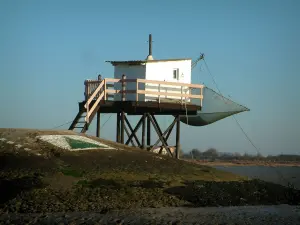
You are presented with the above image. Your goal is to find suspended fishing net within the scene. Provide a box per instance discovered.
[179,87,250,126]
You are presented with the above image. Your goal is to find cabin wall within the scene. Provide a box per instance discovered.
[145,60,192,102]
[113,64,146,101]
[112,60,192,102]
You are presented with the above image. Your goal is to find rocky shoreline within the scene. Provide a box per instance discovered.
[1,205,300,225]
[1,129,300,224]
[186,160,300,167]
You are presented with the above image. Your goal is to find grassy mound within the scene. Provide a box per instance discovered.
[0,129,299,213]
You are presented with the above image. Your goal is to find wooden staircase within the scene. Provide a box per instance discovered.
[68,111,88,133]
[69,79,106,133]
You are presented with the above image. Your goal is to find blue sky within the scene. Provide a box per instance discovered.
[0,0,299,156]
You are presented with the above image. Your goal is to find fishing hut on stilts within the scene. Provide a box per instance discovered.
[69,34,205,158]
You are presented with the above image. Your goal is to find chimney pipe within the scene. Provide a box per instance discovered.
[149,34,152,56]
[146,34,154,60]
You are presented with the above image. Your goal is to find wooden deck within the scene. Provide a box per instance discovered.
[69,76,205,158]
[83,76,204,122]
[78,100,200,115]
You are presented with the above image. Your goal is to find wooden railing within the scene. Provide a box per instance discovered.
[84,75,204,123]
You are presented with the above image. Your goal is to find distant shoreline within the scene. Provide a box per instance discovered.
[184,159,300,167]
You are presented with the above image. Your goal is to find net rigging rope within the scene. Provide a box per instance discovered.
[51,113,111,130]
[202,58,294,188]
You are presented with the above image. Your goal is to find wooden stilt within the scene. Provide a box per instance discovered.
[121,111,125,144]
[147,116,151,149]
[142,113,146,149]
[116,112,120,143]
[176,115,181,159]
[96,110,101,138]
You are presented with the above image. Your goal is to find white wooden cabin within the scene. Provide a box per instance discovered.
[106,58,192,102]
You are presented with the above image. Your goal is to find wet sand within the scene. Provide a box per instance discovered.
[186,159,300,167]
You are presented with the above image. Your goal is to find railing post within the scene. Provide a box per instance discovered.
[158,84,161,103]
[84,80,88,101]
[84,80,90,123]
[176,115,181,159]
[136,79,139,102]
[121,74,126,144]
[122,74,126,101]
[97,75,102,98]
[180,86,183,104]
[200,86,203,107]
[104,79,107,101]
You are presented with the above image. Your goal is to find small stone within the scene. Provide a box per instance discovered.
[24,148,31,151]
[114,219,124,225]
[15,144,22,149]
[0,138,6,141]
[7,141,14,144]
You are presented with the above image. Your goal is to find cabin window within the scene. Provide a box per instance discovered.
[173,68,179,80]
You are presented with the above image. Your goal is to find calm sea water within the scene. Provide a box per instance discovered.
[214,166,300,190]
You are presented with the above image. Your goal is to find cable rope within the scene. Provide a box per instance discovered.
[51,121,73,130]
[100,114,113,129]
[51,113,109,130]
[202,58,295,188]
[203,58,260,152]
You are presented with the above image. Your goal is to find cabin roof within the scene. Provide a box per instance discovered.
[106,58,192,66]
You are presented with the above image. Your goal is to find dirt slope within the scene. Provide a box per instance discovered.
[0,128,299,215]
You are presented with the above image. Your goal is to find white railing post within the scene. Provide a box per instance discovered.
[122,74,126,101]
[97,74,102,99]
[136,79,139,102]
[200,86,203,107]
[181,86,183,104]
[158,83,161,103]
[104,79,107,101]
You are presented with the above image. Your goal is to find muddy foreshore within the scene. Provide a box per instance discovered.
[1,129,300,224]
[186,159,300,167]
[1,205,300,225]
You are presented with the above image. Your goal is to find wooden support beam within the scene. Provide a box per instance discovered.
[120,74,126,144]
[142,114,146,150]
[147,113,173,157]
[125,115,144,145]
[159,118,176,154]
[176,115,181,159]
[147,116,151,149]
[96,110,101,138]
[150,117,176,152]
[124,124,136,146]
[121,111,125,144]
[124,115,141,147]
[116,112,120,143]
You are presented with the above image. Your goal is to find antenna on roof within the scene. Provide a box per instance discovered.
[146,34,154,60]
